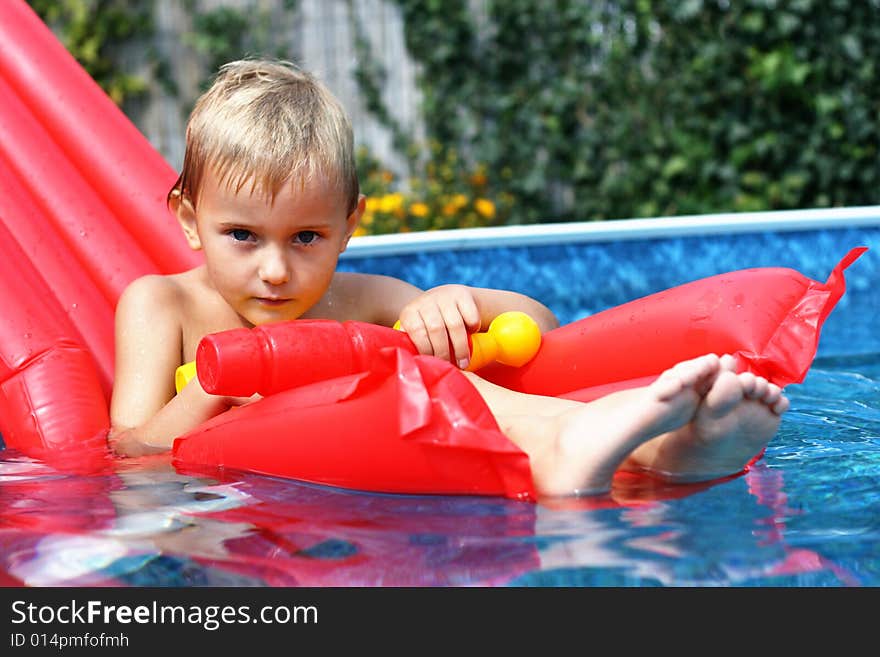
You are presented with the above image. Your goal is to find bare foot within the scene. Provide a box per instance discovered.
[623,355,789,482]
[514,353,723,498]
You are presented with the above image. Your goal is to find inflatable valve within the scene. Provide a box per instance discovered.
[394,310,542,372]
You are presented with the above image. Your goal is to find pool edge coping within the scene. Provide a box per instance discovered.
[343,205,880,258]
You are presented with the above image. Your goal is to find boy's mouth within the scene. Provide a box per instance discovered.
[255,297,290,307]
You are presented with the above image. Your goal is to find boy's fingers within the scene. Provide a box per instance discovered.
[398,289,481,367]
[420,309,452,363]
[398,313,433,357]
[440,306,470,367]
[456,297,481,332]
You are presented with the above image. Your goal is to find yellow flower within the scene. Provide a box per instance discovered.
[353,226,368,237]
[470,170,487,186]
[361,212,374,226]
[379,193,404,214]
[365,196,381,213]
[409,202,429,218]
[474,198,496,219]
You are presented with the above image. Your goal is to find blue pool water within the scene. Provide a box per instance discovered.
[1,219,878,587]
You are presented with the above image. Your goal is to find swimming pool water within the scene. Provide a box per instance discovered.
[1,223,878,587]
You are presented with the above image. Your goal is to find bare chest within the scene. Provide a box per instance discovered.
[179,297,248,363]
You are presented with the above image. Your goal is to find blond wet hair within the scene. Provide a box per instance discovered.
[169,58,358,213]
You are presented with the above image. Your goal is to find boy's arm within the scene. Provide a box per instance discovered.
[108,276,241,456]
[464,286,559,333]
[333,273,558,330]
[339,273,558,367]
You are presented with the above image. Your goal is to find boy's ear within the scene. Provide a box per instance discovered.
[340,194,366,253]
[170,190,202,251]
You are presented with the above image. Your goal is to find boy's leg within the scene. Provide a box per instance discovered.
[465,354,724,497]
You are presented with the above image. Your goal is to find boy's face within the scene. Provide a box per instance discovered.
[176,166,361,326]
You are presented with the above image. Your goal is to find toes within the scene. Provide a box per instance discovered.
[763,383,783,405]
[652,371,684,400]
[719,354,738,372]
[732,372,788,411]
[704,353,722,373]
[771,395,790,415]
[702,369,744,417]
[686,354,721,387]
[748,375,769,400]
[738,371,757,396]
[695,354,721,395]
[653,354,719,400]
[669,356,703,387]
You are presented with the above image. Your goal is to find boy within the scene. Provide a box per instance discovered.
[109,59,789,498]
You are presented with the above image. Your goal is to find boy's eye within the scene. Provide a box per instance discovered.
[229,228,253,242]
[295,231,319,245]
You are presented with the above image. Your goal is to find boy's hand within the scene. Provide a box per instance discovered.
[108,387,262,458]
[396,284,481,368]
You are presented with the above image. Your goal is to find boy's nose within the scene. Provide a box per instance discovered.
[258,248,291,285]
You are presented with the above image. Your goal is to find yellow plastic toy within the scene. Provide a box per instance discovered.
[175,360,197,394]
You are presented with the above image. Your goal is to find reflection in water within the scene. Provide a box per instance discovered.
[1,453,540,586]
[518,463,860,586]
[0,439,862,586]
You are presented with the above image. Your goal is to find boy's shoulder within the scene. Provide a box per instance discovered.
[120,270,188,302]
[316,271,421,324]
[331,270,416,290]
[116,268,203,318]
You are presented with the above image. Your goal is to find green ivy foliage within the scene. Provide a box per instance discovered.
[29,1,287,102]
[183,3,285,88]
[391,0,880,223]
[29,1,880,227]
[28,0,153,105]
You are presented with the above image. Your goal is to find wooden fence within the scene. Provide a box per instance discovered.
[126,0,424,176]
